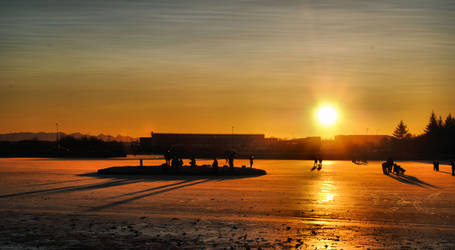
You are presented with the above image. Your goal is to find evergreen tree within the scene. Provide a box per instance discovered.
[393,120,410,139]
[438,116,444,128]
[424,111,439,136]
[445,113,455,128]
[445,113,455,136]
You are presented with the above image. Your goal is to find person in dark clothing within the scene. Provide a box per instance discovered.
[382,162,388,174]
[190,156,196,167]
[228,155,234,168]
[451,160,455,176]
[212,158,218,169]
[393,163,405,175]
[164,150,171,166]
[249,153,255,168]
[171,156,178,168]
[316,157,322,170]
[394,164,400,174]
[386,158,394,173]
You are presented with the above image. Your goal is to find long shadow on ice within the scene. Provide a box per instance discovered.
[108,179,200,199]
[86,179,212,212]
[0,178,143,199]
[83,173,256,212]
[25,179,88,187]
[386,174,438,188]
[0,172,257,203]
[78,172,255,182]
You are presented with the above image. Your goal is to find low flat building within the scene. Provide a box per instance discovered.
[140,132,265,155]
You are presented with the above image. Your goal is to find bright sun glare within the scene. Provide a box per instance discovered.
[318,106,337,126]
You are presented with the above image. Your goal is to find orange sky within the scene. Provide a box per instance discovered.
[1,0,454,138]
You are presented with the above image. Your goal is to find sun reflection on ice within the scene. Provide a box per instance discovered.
[319,160,335,166]
[321,193,334,202]
[318,181,336,203]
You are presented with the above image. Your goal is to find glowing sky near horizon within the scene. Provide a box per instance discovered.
[1,0,454,138]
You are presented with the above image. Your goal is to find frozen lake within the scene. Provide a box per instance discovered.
[0,158,454,249]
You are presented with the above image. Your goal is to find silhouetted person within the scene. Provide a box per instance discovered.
[451,160,455,176]
[318,157,323,165]
[394,163,400,174]
[249,153,255,168]
[433,160,439,171]
[178,158,183,167]
[393,163,405,175]
[164,150,171,166]
[386,158,394,173]
[171,156,178,168]
[316,157,322,170]
[190,156,196,167]
[382,162,388,174]
[314,158,318,168]
[228,155,234,168]
[212,158,218,169]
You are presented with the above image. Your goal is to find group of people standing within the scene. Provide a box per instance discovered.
[213,153,255,169]
[164,152,198,168]
[433,160,455,176]
[164,151,184,168]
[382,158,406,175]
[381,158,455,176]
[164,150,255,169]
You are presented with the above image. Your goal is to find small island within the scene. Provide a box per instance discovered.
[97,165,267,176]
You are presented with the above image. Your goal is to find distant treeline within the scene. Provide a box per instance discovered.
[0,135,128,157]
[340,111,455,160]
[0,132,136,142]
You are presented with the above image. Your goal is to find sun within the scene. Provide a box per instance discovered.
[317,106,338,126]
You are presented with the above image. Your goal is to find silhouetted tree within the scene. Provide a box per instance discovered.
[443,113,455,155]
[424,111,440,136]
[445,113,455,134]
[392,120,410,140]
[438,116,444,128]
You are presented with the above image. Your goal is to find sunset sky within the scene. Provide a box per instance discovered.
[1,0,454,138]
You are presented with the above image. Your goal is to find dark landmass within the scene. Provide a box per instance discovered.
[0,132,136,142]
[97,165,267,176]
[0,136,128,158]
[1,111,454,160]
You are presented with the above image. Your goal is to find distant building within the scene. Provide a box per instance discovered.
[333,135,390,146]
[140,132,266,155]
[139,132,322,158]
